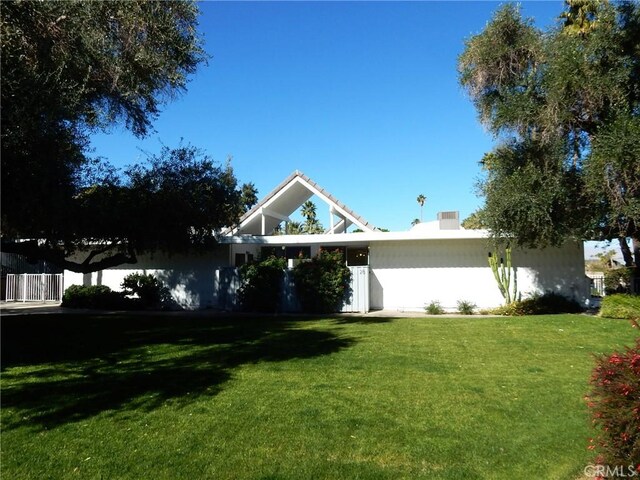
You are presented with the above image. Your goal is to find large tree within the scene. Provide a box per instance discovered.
[1,1,254,272]
[458,0,640,267]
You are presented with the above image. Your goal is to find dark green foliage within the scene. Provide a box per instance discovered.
[62,285,129,310]
[3,145,252,273]
[586,336,640,469]
[456,300,476,315]
[0,2,257,273]
[604,268,636,295]
[489,292,584,316]
[121,273,169,309]
[2,0,205,236]
[238,256,286,313]
[292,250,351,313]
[600,294,640,320]
[458,1,640,263]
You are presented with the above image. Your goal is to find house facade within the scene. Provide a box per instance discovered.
[64,171,589,312]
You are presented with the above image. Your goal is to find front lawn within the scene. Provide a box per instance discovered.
[1,313,636,479]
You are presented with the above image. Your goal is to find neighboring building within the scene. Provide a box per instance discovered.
[64,171,589,312]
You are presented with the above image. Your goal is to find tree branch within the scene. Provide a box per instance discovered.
[1,240,138,273]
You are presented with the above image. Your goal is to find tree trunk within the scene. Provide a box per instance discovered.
[618,236,634,267]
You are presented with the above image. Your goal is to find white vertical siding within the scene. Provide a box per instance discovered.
[369,240,587,312]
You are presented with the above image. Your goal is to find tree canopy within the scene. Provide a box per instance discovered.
[1,1,256,272]
[458,0,640,266]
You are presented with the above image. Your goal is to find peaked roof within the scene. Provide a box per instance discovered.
[226,170,377,236]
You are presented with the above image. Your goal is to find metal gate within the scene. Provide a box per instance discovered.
[5,274,64,302]
[342,266,370,313]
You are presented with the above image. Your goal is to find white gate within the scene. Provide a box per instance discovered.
[342,266,370,313]
[5,274,64,302]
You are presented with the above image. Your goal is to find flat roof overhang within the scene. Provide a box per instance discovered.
[219,229,490,246]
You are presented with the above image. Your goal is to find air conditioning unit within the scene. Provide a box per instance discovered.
[437,211,460,230]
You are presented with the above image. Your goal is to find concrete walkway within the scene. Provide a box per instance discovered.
[0,302,501,318]
[0,302,66,316]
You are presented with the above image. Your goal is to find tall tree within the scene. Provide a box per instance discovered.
[5,146,251,273]
[0,1,256,272]
[416,194,426,222]
[301,201,324,234]
[458,0,640,268]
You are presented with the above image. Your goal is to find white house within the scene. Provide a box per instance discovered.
[65,171,589,312]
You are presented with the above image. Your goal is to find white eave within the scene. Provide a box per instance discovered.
[219,228,490,245]
[223,170,377,236]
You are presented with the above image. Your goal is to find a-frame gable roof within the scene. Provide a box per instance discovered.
[226,171,377,236]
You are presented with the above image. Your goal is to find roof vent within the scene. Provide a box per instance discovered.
[437,211,460,230]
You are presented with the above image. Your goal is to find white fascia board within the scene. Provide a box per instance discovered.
[299,178,374,233]
[220,228,491,245]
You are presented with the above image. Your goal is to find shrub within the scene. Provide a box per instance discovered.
[292,249,351,313]
[121,273,169,309]
[586,335,640,472]
[238,256,286,312]
[604,268,635,295]
[62,284,129,310]
[457,300,476,315]
[600,294,640,320]
[488,292,584,316]
[425,300,445,315]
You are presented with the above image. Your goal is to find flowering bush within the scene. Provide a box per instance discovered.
[292,249,351,313]
[586,326,640,475]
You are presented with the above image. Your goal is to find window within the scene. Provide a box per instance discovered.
[285,246,310,259]
[347,247,368,266]
[260,247,285,259]
[234,253,246,267]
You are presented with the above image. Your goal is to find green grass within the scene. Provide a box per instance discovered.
[1,313,637,479]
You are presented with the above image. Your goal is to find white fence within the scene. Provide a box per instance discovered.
[5,274,64,302]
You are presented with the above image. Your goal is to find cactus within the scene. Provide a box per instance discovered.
[488,247,518,304]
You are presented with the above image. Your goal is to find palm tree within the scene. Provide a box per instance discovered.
[286,221,303,235]
[301,200,323,234]
[416,194,426,222]
[301,200,316,220]
[411,218,420,227]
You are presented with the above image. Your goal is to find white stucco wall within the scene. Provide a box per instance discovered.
[64,247,230,309]
[369,240,588,312]
[64,239,588,312]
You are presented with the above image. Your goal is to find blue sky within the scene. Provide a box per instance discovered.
[91,1,568,233]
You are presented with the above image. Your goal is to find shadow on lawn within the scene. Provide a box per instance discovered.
[333,316,395,325]
[1,314,355,430]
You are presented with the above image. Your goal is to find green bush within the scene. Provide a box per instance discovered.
[121,273,169,309]
[425,300,445,315]
[599,294,640,320]
[457,300,476,315]
[586,336,640,470]
[604,268,635,295]
[62,284,129,309]
[488,292,584,316]
[292,249,351,313]
[238,256,286,312]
